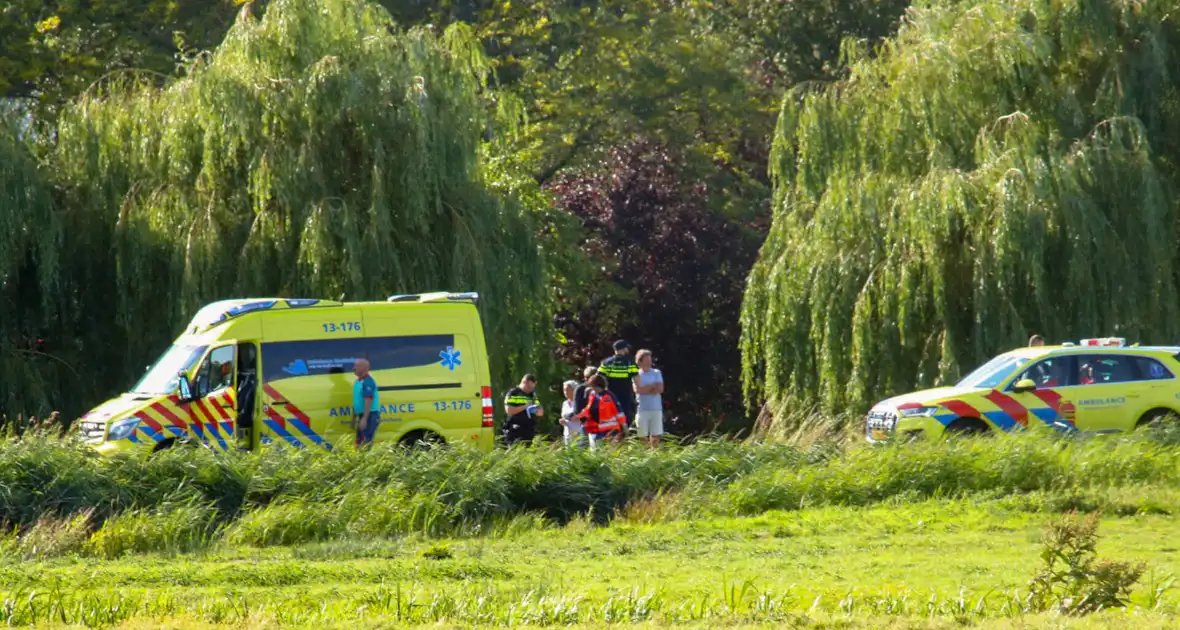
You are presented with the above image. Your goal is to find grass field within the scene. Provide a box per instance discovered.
[1,430,1179,627]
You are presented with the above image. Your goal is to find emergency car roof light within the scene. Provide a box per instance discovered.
[387,292,480,303]
[1080,337,1126,347]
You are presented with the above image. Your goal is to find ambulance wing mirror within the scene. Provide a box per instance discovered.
[1011,378,1037,394]
[177,372,194,402]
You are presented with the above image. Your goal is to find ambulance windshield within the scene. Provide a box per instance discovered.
[956,354,1030,389]
[132,345,207,395]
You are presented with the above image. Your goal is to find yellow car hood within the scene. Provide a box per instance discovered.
[82,393,157,424]
[873,386,986,410]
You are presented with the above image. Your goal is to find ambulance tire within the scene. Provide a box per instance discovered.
[1137,408,1180,429]
[399,430,445,450]
[945,418,990,437]
[152,436,196,453]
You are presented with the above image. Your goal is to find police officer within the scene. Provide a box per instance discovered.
[599,340,639,428]
[502,373,542,445]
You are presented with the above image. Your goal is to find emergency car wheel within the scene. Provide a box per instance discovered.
[152,434,202,453]
[1137,408,1180,429]
[400,430,444,449]
[945,418,990,437]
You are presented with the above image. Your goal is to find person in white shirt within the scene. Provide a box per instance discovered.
[634,349,664,448]
[559,379,585,446]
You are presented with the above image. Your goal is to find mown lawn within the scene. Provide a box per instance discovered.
[5,498,1179,628]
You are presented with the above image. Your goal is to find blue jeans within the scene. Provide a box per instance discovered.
[355,414,381,447]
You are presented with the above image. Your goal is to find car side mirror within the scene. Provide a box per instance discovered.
[1012,378,1037,393]
[177,372,194,401]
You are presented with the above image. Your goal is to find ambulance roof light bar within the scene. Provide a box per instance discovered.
[1079,337,1126,347]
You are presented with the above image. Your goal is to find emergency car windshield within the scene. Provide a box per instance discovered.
[131,345,207,395]
[955,354,1030,389]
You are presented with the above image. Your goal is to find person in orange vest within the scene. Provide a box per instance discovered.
[576,374,626,449]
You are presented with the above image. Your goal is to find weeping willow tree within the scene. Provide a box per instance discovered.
[741,0,1180,418]
[3,0,561,417]
[0,116,63,414]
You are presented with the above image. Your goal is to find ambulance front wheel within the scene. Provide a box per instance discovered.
[153,438,177,453]
[945,418,990,437]
[152,435,198,453]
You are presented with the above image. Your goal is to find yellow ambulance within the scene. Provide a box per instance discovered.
[865,337,1180,441]
[77,292,496,453]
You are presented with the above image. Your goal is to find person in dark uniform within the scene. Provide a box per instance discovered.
[502,373,543,445]
[599,340,639,428]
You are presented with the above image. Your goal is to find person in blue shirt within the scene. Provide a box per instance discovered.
[352,358,380,448]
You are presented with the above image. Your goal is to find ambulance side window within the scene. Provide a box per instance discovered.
[1129,356,1175,381]
[197,345,236,396]
[1076,354,1136,385]
[1013,357,1073,389]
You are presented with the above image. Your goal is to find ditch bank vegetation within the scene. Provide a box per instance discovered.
[2,429,1179,559]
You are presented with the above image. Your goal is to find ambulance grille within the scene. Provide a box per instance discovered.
[865,411,897,440]
[78,420,106,443]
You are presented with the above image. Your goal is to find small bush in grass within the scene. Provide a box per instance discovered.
[17,510,93,559]
[617,490,690,524]
[421,543,453,560]
[1027,511,1145,615]
[225,500,342,547]
[87,504,218,558]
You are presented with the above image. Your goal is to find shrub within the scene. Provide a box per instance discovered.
[224,500,343,548]
[16,510,93,559]
[421,543,454,560]
[1027,511,1145,615]
[87,504,218,558]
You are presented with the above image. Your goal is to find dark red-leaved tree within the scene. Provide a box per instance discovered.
[548,140,762,434]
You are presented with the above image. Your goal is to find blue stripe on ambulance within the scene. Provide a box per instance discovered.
[262,419,304,448]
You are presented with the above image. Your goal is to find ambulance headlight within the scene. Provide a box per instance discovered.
[898,406,940,418]
[108,418,140,441]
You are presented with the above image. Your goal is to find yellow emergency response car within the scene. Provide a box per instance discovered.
[78,292,496,454]
[866,338,1180,441]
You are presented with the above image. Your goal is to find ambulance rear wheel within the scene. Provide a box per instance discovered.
[400,430,444,450]
[1137,408,1180,429]
[945,418,990,437]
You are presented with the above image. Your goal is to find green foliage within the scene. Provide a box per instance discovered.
[0,0,241,116]
[742,0,1180,417]
[1028,511,1145,614]
[489,1,776,207]
[2,0,564,418]
[699,0,911,87]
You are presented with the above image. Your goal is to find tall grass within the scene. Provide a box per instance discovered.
[0,578,1174,627]
[0,429,1177,555]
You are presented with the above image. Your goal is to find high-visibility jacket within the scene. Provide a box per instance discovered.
[577,389,626,434]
